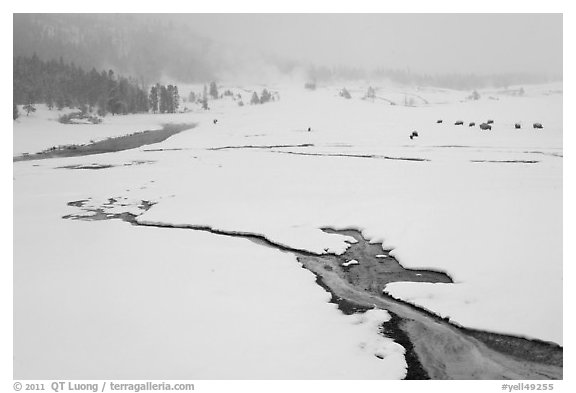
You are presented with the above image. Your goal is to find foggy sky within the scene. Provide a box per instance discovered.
[172,14,562,76]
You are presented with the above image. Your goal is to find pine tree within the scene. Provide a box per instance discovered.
[108,96,124,115]
[137,88,149,113]
[23,103,36,116]
[23,93,36,115]
[209,81,219,100]
[149,84,159,113]
[159,85,169,113]
[173,85,180,113]
[250,92,260,105]
[364,86,375,100]
[107,76,125,115]
[166,85,174,113]
[46,94,54,110]
[202,85,209,110]
[340,88,351,99]
[260,89,272,103]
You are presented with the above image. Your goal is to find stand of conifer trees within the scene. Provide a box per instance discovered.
[13,54,149,116]
[148,83,180,114]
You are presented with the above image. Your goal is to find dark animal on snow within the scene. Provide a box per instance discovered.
[469,122,475,127]
[480,123,492,130]
[308,127,311,132]
[487,120,494,124]
[455,121,464,125]
[515,123,521,129]
[213,119,218,124]
[533,123,543,129]
[410,131,419,140]
[437,120,443,124]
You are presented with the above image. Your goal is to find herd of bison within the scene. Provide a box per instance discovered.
[436,119,543,130]
[409,119,543,140]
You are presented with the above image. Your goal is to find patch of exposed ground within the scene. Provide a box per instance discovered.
[59,164,116,170]
[201,141,427,162]
[208,143,314,151]
[405,145,563,159]
[270,150,430,162]
[14,123,195,162]
[58,160,155,170]
[523,151,563,158]
[143,148,188,152]
[62,198,156,224]
[471,160,539,164]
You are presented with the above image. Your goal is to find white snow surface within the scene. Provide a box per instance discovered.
[13,163,406,379]
[14,82,563,378]
[138,83,562,343]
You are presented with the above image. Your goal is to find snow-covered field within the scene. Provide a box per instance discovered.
[13,82,562,378]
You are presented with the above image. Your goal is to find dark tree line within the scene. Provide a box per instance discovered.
[149,84,180,114]
[14,54,149,116]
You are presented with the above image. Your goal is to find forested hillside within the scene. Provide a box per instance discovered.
[13,14,220,83]
[13,55,149,116]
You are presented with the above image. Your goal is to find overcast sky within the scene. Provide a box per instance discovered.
[173,14,562,76]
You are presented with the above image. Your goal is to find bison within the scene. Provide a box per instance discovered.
[533,123,543,129]
[213,119,218,124]
[455,121,464,125]
[480,123,492,130]
[487,120,494,124]
[515,123,521,129]
[437,120,443,124]
[469,122,476,127]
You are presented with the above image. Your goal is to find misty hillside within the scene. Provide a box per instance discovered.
[14,14,561,89]
[13,14,225,83]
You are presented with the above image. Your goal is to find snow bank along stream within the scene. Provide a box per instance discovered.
[13,123,195,162]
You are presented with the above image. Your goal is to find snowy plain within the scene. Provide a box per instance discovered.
[13,81,562,378]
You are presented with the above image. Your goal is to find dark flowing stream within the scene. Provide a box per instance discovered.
[14,123,195,162]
